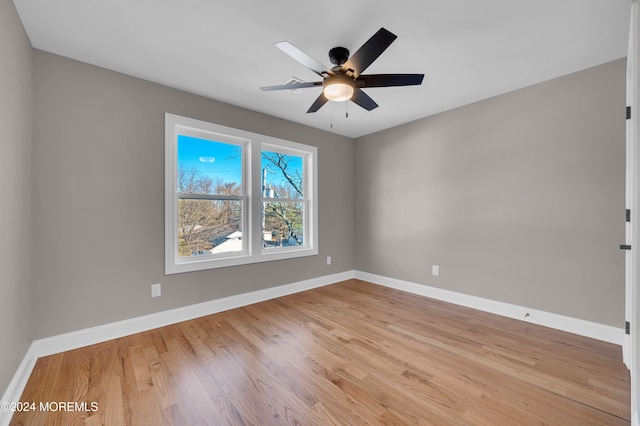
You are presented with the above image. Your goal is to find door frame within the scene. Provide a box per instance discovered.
[627,1,639,424]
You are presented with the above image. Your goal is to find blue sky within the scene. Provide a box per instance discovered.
[178,135,242,184]
[178,135,303,192]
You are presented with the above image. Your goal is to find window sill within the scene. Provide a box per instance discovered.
[165,247,318,274]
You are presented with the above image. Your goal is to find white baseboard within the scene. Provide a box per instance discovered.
[35,270,355,358]
[0,344,39,426]
[623,334,632,370]
[1,269,627,426]
[354,271,625,346]
[0,270,355,426]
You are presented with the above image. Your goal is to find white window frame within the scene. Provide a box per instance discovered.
[165,113,318,274]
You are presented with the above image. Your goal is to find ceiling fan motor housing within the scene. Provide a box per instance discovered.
[329,47,350,66]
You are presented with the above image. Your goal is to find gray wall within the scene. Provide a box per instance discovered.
[354,59,626,327]
[0,0,35,393]
[4,14,626,364]
[33,50,354,338]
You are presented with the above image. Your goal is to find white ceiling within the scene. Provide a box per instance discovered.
[14,0,630,138]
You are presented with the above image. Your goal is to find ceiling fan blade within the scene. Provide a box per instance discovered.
[307,93,329,113]
[356,74,424,88]
[340,28,397,78]
[351,88,379,111]
[260,81,322,91]
[275,41,330,77]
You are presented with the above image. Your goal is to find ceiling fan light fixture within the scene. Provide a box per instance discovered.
[323,75,355,102]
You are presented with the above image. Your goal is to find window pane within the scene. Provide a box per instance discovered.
[262,202,304,249]
[261,151,303,199]
[178,135,242,195]
[178,199,242,257]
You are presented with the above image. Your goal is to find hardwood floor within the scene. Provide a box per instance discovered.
[11,279,630,425]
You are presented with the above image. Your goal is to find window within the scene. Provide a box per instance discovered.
[165,114,317,274]
[261,148,305,250]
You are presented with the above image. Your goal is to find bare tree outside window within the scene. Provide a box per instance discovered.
[261,151,305,248]
[177,167,242,256]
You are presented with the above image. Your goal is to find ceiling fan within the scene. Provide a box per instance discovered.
[260,28,424,113]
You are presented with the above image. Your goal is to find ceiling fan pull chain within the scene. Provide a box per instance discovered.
[330,102,334,128]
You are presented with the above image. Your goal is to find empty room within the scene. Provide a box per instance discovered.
[2,0,639,425]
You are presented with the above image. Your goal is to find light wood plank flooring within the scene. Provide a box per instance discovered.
[11,279,630,425]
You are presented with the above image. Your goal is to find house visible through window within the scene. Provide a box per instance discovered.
[165,114,317,274]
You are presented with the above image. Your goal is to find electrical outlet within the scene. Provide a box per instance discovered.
[151,283,161,298]
[327,256,332,265]
[432,265,439,276]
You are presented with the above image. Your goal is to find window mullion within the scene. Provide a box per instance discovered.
[250,140,263,256]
